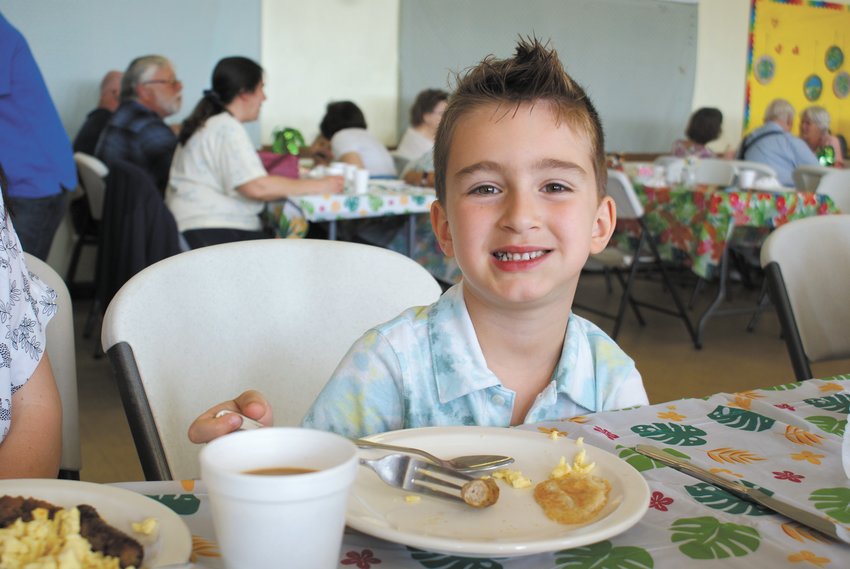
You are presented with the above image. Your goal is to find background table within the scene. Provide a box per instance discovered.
[116,375,850,568]
[631,183,838,347]
[269,181,435,256]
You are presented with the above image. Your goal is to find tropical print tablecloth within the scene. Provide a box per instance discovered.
[633,184,838,280]
[116,376,850,568]
[268,181,435,238]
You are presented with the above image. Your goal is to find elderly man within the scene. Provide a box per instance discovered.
[738,98,818,187]
[96,55,182,193]
[73,70,123,155]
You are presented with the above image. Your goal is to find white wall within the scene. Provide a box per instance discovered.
[260,0,399,146]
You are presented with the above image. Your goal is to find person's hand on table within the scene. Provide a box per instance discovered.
[305,175,344,195]
[188,390,274,444]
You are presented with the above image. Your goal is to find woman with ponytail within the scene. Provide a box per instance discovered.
[166,57,343,249]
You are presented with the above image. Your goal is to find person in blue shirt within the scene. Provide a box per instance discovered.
[0,12,77,261]
[188,37,648,443]
[738,98,818,187]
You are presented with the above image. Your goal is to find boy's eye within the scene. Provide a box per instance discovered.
[470,184,500,195]
[542,182,571,193]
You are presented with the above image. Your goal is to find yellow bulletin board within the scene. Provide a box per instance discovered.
[745,0,850,139]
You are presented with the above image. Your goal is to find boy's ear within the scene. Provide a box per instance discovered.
[589,196,616,255]
[430,201,455,258]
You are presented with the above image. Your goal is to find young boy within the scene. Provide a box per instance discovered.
[189,38,647,444]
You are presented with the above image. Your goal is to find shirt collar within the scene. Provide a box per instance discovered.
[428,283,501,403]
[427,284,601,412]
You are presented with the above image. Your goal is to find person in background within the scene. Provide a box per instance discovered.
[799,106,844,169]
[73,70,123,155]
[671,107,724,159]
[395,88,449,162]
[0,162,62,478]
[319,101,396,177]
[0,12,76,261]
[737,98,818,187]
[166,57,343,250]
[95,55,182,194]
[189,37,647,443]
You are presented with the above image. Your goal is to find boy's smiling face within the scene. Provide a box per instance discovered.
[431,101,615,310]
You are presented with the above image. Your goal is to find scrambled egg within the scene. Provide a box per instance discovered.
[492,468,533,489]
[0,507,132,569]
[549,450,596,478]
[131,517,158,538]
[404,495,422,504]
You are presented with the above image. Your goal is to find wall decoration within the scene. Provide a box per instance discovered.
[803,74,823,101]
[745,1,849,139]
[755,55,776,84]
[835,71,850,99]
[825,45,844,72]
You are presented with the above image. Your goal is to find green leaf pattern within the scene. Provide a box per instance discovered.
[616,445,691,472]
[761,382,802,391]
[810,488,850,523]
[684,483,770,516]
[707,405,775,432]
[805,415,847,436]
[804,394,850,414]
[553,540,654,568]
[631,423,707,446]
[670,517,760,559]
[146,493,200,515]
[408,548,503,568]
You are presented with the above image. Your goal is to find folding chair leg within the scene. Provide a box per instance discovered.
[688,278,705,309]
[613,268,645,326]
[746,281,771,332]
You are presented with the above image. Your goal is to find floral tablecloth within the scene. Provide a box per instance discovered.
[269,181,435,238]
[116,376,850,568]
[634,184,838,280]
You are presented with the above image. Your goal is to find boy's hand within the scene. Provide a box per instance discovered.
[187,390,274,444]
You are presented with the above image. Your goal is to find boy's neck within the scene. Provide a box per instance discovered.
[463,288,573,424]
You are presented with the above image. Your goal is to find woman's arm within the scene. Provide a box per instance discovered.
[0,353,62,478]
[338,152,365,169]
[237,175,344,201]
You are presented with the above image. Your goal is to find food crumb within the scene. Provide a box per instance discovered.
[492,469,532,488]
[131,517,158,536]
[404,495,421,504]
[576,436,584,446]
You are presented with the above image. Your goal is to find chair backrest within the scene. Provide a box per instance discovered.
[792,164,832,193]
[101,239,443,480]
[694,159,737,186]
[814,170,850,212]
[653,155,684,168]
[606,169,644,220]
[23,253,81,477]
[728,160,778,180]
[760,214,850,380]
[74,152,109,221]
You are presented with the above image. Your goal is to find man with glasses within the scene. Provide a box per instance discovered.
[96,55,183,193]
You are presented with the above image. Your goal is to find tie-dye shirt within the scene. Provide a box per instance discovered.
[302,284,647,437]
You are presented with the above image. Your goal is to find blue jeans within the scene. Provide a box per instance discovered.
[7,192,70,261]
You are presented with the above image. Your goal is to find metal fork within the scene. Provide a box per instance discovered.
[360,453,474,504]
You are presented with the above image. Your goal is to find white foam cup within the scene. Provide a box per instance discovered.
[738,169,756,189]
[354,168,370,194]
[201,428,358,569]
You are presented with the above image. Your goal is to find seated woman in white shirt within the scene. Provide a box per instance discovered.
[319,101,396,177]
[166,57,343,249]
[394,88,448,163]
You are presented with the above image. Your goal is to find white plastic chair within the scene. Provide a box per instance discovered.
[67,153,108,288]
[814,170,850,212]
[760,215,850,380]
[694,159,737,186]
[23,253,81,479]
[792,164,833,193]
[728,160,777,180]
[576,170,698,347]
[101,239,443,480]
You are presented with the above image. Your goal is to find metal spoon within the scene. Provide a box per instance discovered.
[354,438,514,473]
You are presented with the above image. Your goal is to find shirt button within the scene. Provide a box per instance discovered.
[492,395,505,406]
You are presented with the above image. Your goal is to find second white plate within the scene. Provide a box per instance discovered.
[348,426,649,558]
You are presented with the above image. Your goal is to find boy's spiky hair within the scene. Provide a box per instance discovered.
[433,37,607,202]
